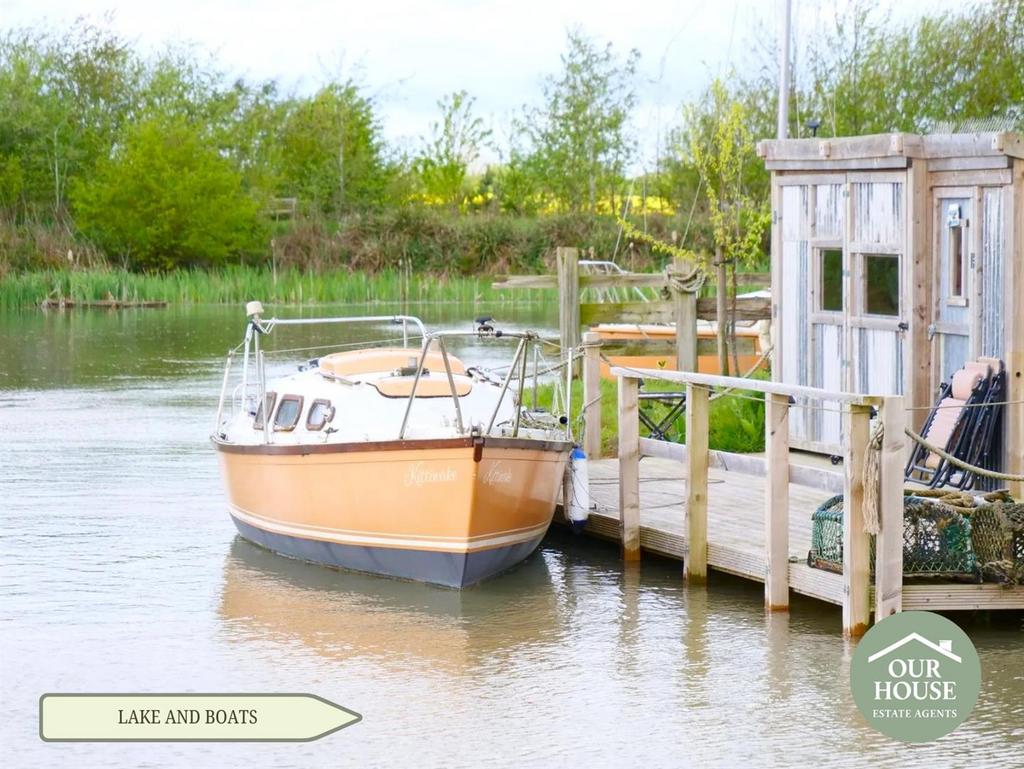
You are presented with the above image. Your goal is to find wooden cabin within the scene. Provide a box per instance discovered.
[756,132,1023,494]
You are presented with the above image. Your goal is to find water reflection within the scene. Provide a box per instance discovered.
[219,537,567,673]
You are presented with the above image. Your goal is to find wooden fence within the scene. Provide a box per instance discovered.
[493,247,771,375]
[604,365,906,637]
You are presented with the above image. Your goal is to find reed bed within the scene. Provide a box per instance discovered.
[0,267,536,311]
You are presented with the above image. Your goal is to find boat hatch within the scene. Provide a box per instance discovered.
[320,347,467,378]
[372,374,473,398]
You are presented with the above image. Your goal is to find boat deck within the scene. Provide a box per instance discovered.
[559,456,1024,615]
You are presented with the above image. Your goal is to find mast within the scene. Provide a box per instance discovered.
[777,0,791,139]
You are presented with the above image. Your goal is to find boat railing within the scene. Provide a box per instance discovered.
[214,308,575,444]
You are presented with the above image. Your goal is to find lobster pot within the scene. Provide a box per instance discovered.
[807,495,845,573]
[971,502,1024,584]
[807,495,976,577]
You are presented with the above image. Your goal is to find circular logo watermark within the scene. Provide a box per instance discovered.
[851,611,981,742]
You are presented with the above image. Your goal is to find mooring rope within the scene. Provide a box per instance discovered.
[862,423,885,534]
[902,426,1024,483]
[861,423,1024,535]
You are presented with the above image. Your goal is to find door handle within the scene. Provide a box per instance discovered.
[897,321,909,332]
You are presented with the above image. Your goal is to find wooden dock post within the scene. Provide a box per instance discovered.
[618,374,641,561]
[875,396,906,621]
[557,247,580,368]
[582,331,602,459]
[685,383,709,581]
[672,256,698,372]
[764,393,791,610]
[842,404,872,637]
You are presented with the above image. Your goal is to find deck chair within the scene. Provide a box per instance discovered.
[905,361,991,488]
[637,381,687,442]
[937,357,1006,491]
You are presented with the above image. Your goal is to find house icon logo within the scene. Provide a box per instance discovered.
[851,611,981,743]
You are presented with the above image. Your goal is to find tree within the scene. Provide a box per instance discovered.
[414,90,491,208]
[687,79,770,375]
[519,30,639,214]
[72,118,264,269]
[277,82,388,214]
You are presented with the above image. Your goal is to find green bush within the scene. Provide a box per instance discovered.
[72,118,266,269]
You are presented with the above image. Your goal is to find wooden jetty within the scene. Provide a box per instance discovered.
[567,351,1024,637]
[40,297,167,309]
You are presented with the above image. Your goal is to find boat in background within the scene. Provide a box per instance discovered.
[211,305,576,588]
[592,318,771,379]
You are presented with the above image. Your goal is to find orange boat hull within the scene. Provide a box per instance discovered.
[214,437,571,587]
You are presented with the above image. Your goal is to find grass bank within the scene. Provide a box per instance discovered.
[539,376,766,457]
[0,266,536,311]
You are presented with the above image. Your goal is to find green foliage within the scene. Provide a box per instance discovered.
[0,265,521,310]
[517,30,639,214]
[278,82,390,213]
[414,91,492,208]
[72,118,265,269]
[688,79,770,270]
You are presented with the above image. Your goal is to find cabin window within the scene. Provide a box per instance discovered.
[948,224,965,300]
[818,248,843,312]
[864,254,900,316]
[273,395,303,431]
[306,398,335,430]
[253,392,276,430]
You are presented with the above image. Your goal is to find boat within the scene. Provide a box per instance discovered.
[592,319,771,379]
[211,303,576,588]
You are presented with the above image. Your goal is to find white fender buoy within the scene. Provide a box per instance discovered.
[567,446,590,532]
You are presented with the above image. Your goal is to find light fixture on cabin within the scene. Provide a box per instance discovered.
[806,118,821,137]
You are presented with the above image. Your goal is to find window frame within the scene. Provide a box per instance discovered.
[273,394,304,432]
[946,223,967,306]
[306,398,335,431]
[815,246,845,315]
[253,391,277,431]
[860,252,902,319]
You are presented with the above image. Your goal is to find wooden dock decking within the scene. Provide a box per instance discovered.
[561,456,1024,621]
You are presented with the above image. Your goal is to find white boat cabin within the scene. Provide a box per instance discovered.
[757,132,1023,489]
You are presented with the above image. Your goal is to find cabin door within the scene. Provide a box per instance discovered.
[929,186,1007,391]
[930,190,974,386]
[777,175,908,454]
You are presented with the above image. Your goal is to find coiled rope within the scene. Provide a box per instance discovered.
[861,422,1024,535]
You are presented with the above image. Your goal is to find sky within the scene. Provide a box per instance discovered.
[5,0,969,168]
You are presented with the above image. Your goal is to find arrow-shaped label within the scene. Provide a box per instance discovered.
[40,694,361,742]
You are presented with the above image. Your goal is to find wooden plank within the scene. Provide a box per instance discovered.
[582,331,602,459]
[685,383,709,581]
[875,396,906,621]
[901,584,1024,611]
[581,300,674,325]
[579,296,772,326]
[557,247,580,360]
[969,184,984,359]
[928,156,1012,172]
[843,405,872,637]
[764,393,791,610]
[907,158,932,418]
[617,375,641,561]
[929,169,1012,187]
[673,255,698,372]
[758,134,923,162]
[493,272,768,291]
[612,367,884,406]
[766,157,910,171]
[597,338,677,355]
[491,274,558,289]
[638,438,844,493]
[1006,159,1024,498]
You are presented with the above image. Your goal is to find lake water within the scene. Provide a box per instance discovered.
[1,302,1022,768]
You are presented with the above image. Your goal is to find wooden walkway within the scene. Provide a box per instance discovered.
[560,456,1024,616]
